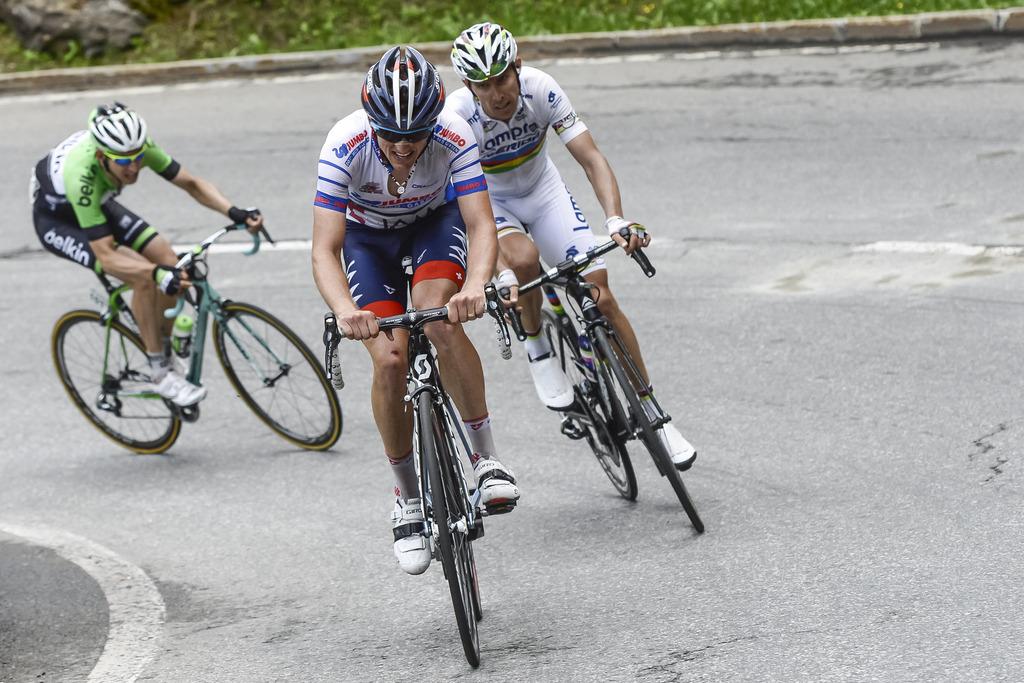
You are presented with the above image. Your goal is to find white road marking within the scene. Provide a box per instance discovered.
[854,240,1024,257]
[183,237,1024,259]
[0,523,165,683]
[172,238,312,254]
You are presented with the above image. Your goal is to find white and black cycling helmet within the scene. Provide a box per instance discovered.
[88,102,148,155]
[451,22,518,83]
[361,46,445,133]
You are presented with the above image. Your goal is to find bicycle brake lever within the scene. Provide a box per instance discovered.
[484,284,514,358]
[323,312,344,389]
[498,286,528,342]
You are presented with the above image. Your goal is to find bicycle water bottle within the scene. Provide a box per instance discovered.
[171,313,194,358]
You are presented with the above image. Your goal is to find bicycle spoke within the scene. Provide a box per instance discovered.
[53,311,179,453]
[215,303,340,449]
[541,310,637,500]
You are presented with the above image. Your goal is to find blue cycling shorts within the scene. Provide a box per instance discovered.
[342,201,468,318]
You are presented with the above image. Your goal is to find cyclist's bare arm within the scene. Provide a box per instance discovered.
[565,132,648,254]
[311,206,377,339]
[92,235,190,287]
[566,131,622,218]
[449,189,498,323]
[171,167,264,233]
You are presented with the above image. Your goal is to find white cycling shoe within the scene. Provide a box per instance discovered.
[473,458,520,513]
[658,423,697,471]
[390,498,431,575]
[153,370,207,407]
[527,352,574,410]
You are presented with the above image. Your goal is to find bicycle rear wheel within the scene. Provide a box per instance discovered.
[541,309,637,500]
[418,391,480,667]
[51,309,181,454]
[592,326,704,532]
[213,301,342,450]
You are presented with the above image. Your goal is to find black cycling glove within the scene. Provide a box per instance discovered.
[228,206,261,225]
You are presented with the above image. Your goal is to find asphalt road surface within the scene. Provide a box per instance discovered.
[2,38,1023,681]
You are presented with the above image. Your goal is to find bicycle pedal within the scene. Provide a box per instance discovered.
[468,515,485,541]
[483,500,517,516]
[559,416,587,440]
[179,403,201,423]
[547,396,583,413]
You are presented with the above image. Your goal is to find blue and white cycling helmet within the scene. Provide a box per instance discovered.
[361,46,445,134]
[451,22,518,83]
[88,102,147,155]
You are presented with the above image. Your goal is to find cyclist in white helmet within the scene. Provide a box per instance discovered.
[31,102,265,407]
[448,22,697,471]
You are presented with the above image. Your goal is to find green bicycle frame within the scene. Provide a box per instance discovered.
[96,273,288,403]
[98,283,162,401]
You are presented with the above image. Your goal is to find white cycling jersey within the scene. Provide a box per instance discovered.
[314,110,486,230]
[447,66,603,273]
[446,66,588,199]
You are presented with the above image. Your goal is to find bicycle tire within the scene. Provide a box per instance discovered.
[592,326,705,532]
[418,391,481,667]
[213,301,342,450]
[51,309,181,454]
[541,309,637,500]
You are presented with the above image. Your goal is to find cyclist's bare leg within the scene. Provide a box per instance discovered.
[498,232,544,333]
[412,277,520,506]
[584,268,650,385]
[141,235,181,339]
[363,330,414,457]
[584,267,697,468]
[99,248,163,353]
[410,278,488,418]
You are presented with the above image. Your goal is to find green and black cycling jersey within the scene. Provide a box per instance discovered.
[32,130,180,240]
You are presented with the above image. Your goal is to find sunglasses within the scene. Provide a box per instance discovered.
[465,62,512,83]
[105,150,146,166]
[373,126,433,144]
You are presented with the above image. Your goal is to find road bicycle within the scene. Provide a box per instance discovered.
[323,282,513,668]
[505,227,704,532]
[51,223,342,454]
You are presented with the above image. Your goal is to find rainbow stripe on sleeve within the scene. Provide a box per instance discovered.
[479,136,546,174]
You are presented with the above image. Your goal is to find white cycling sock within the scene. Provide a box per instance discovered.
[388,449,419,500]
[463,414,496,464]
[524,331,552,361]
[148,353,170,382]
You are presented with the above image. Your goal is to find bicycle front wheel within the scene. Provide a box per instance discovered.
[418,391,480,667]
[213,302,342,450]
[592,326,704,532]
[541,309,637,500]
[51,309,181,454]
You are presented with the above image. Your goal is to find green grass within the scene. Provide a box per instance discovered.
[1,0,1019,73]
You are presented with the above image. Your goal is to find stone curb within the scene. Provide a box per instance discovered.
[2,7,1022,95]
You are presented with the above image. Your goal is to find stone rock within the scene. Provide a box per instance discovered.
[0,0,148,57]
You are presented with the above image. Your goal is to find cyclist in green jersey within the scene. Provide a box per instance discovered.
[31,102,264,406]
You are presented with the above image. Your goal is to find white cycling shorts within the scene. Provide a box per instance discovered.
[491,160,605,276]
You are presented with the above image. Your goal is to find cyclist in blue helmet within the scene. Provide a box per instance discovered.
[311,46,521,576]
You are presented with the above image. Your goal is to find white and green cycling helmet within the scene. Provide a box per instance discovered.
[88,102,148,155]
[451,22,518,83]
